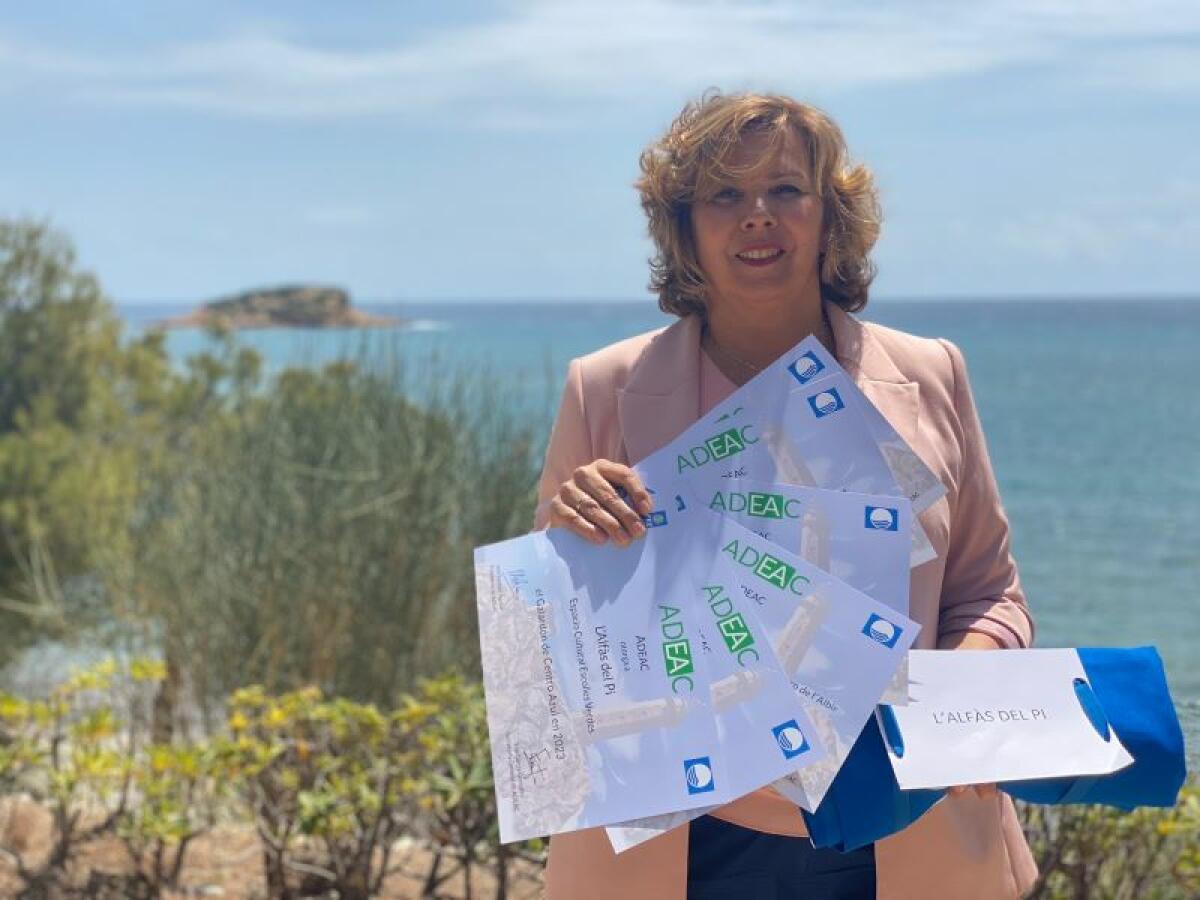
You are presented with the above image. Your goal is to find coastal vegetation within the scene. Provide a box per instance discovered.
[0,217,1195,897]
[0,218,539,715]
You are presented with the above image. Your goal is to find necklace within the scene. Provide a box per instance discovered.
[704,307,835,377]
[703,328,762,375]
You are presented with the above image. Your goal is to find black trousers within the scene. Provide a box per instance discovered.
[687,815,876,899]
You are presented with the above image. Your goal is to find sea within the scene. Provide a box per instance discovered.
[120,297,1200,757]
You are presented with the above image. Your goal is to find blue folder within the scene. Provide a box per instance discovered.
[801,647,1187,852]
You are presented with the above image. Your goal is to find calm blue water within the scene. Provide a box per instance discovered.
[122,298,1200,748]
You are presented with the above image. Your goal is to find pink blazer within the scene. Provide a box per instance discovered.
[533,305,1037,900]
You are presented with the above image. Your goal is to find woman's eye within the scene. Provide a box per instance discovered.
[772,184,805,196]
[711,187,742,203]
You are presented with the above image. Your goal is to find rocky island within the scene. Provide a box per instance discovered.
[157,285,398,330]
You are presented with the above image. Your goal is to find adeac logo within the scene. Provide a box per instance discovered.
[807,387,845,418]
[786,351,826,385]
[709,490,800,520]
[676,425,758,473]
[684,757,715,794]
[864,506,898,531]
[862,613,903,648]
[659,605,695,694]
[771,720,811,760]
[720,539,812,595]
[703,584,760,666]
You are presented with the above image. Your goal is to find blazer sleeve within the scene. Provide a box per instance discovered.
[936,339,1035,649]
[533,358,593,531]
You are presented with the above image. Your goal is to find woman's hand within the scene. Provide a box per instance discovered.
[948,783,999,800]
[547,459,654,547]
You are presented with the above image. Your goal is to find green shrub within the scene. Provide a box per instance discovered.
[8,657,1200,900]
[0,657,224,899]
[0,219,182,666]
[411,673,544,900]
[1020,779,1200,899]
[116,734,234,897]
[218,670,543,900]
[222,680,430,900]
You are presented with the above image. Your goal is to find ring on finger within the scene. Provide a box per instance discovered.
[573,495,596,515]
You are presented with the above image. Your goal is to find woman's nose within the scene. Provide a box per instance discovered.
[740,195,776,230]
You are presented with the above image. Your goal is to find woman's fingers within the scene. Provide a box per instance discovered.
[547,495,605,544]
[572,466,646,544]
[563,482,632,545]
[948,784,999,799]
[547,459,654,547]
[594,460,655,517]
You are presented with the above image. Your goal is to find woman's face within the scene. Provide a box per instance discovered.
[690,128,825,320]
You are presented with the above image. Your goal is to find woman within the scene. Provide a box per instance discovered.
[534,92,1036,899]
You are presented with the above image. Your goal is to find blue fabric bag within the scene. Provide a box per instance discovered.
[801,647,1187,852]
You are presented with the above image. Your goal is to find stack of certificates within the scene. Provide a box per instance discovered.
[472,336,940,849]
[474,336,956,847]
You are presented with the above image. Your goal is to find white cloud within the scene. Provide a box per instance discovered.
[0,1,1197,120]
[998,179,1200,261]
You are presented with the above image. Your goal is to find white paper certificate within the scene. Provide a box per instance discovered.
[884,649,1134,790]
[687,566,829,801]
[699,520,919,810]
[760,338,946,514]
[475,530,727,842]
[634,367,937,568]
[692,478,913,618]
[670,335,945,513]
[474,495,834,843]
[607,514,919,851]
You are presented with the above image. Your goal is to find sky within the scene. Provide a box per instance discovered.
[1,0,1198,303]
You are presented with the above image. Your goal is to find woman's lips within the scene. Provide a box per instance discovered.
[736,247,785,267]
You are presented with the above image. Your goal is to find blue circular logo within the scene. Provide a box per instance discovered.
[686,761,713,789]
[869,619,897,644]
[776,725,806,753]
[869,508,895,529]
[814,391,838,413]
[796,356,819,379]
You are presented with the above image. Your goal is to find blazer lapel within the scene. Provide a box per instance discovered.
[827,304,922,450]
[617,315,703,465]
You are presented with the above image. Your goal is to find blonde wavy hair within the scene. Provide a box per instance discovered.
[636,91,882,317]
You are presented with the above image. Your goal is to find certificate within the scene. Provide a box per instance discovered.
[686,563,829,802]
[474,496,832,843]
[475,530,727,842]
[693,519,918,810]
[760,338,946,514]
[691,478,913,618]
[635,387,925,700]
[608,512,919,851]
[635,368,936,567]
[656,335,946,513]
